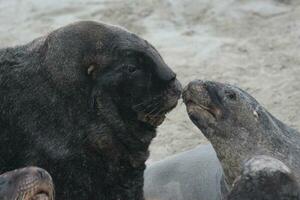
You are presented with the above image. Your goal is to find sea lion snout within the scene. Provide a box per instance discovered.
[183,80,210,105]
[0,167,54,200]
[163,79,182,110]
[183,80,223,121]
[167,79,182,97]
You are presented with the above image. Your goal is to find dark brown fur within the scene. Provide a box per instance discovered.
[0,21,181,200]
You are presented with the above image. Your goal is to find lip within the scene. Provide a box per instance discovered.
[138,99,179,127]
[184,98,218,120]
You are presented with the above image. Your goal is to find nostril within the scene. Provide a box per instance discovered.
[37,169,45,179]
[168,80,182,95]
[186,80,205,94]
[36,169,49,180]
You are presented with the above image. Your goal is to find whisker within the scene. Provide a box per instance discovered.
[144,102,161,118]
[152,109,165,117]
[132,102,145,108]
[133,97,161,111]
[133,103,154,112]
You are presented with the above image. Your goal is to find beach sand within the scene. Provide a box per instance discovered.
[1,0,299,163]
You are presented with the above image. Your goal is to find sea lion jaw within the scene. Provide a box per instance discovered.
[0,167,54,200]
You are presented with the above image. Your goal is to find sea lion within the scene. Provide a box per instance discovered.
[228,155,300,200]
[0,21,182,200]
[182,80,300,184]
[144,144,229,200]
[0,167,54,200]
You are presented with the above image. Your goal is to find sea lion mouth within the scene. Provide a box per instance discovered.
[136,102,177,127]
[182,83,220,129]
[185,99,217,119]
[135,80,181,127]
[27,191,52,200]
[21,173,54,200]
[184,99,217,128]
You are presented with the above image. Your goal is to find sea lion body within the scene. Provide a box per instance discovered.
[0,21,181,200]
[144,144,229,200]
[183,80,300,184]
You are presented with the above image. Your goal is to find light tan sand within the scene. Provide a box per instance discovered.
[1,0,299,162]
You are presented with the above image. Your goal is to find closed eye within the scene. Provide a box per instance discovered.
[127,65,137,73]
[225,90,237,101]
[122,64,138,73]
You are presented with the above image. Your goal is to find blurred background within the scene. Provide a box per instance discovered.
[1,0,299,162]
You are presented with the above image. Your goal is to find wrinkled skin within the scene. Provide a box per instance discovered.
[228,155,300,200]
[0,167,54,200]
[182,80,300,184]
[0,21,182,200]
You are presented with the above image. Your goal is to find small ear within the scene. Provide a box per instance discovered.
[87,65,96,75]
[253,110,259,120]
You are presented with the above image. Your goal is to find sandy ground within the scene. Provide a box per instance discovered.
[1,0,299,163]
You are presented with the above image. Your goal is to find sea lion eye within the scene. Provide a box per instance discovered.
[124,64,137,73]
[225,90,237,101]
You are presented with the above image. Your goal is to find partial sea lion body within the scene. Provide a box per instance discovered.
[3,156,298,200]
[182,80,300,184]
[144,144,229,200]
[0,21,181,200]
[228,155,300,200]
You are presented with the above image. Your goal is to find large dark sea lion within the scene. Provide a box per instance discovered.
[228,155,300,200]
[144,144,229,200]
[0,167,54,200]
[182,80,300,184]
[0,21,182,200]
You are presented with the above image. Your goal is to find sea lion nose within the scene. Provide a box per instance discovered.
[36,168,51,181]
[182,80,212,105]
[186,80,206,94]
[167,79,182,97]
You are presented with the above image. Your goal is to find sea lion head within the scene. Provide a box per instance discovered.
[41,21,182,128]
[0,167,54,200]
[228,155,300,200]
[182,80,265,138]
[182,80,279,182]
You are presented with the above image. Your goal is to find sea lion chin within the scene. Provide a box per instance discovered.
[137,112,166,127]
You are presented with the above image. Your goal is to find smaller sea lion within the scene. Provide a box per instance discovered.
[182,80,300,184]
[228,155,300,200]
[0,167,54,200]
[144,144,229,200]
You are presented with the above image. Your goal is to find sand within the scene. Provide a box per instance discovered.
[1,0,299,163]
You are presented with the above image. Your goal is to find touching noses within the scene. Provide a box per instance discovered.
[167,78,182,97]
